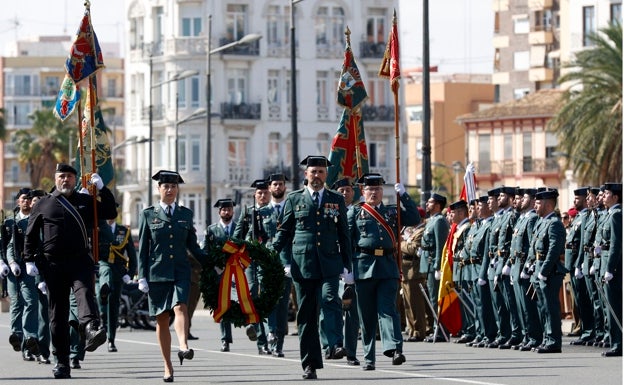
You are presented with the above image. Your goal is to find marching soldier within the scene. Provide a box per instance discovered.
[203,198,237,352]
[347,174,420,370]
[598,183,622,357]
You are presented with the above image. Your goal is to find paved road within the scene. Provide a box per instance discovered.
[0,308,621,384]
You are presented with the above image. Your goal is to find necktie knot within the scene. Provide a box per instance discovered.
[166,205,173,217]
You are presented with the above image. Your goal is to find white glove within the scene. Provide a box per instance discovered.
[342,268,355,285]
[574,267,584,279]
[9,261,20,277]
[538,272,547,281]
[91,173,104,190]
[214,266,224,275]
[78,187,90,195]
[37,281,48,295]
[0,261,9,278]
[594,245,602,256]
[434,270,441,280]
[138,278,149,293]
[477,278,487,286]
[604,271,614,282]
[520,271,530,279]
[284,264,292,278]
[590,265,596,276]
[502,265,511,276]
[394,183,406,196]
[26,262,39,276]
[122,274,132,284]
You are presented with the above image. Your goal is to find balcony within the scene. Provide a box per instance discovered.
[359,41,386,59]
[362,105,395,122]
[220,102,261,120]
[522,158,559,174]
[228,166,251,185]
[218,38,260,56]
[528,0,553,10]
[529,30,553,45]
[529,67,554,82]
[165,37,206,56]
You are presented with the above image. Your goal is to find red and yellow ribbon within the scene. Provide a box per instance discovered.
[213,240,260,324]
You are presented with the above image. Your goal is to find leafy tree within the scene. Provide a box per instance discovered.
[549,22,622,185]
[13,109,74,188]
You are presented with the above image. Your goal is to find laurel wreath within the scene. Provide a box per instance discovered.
[199,239,285,327]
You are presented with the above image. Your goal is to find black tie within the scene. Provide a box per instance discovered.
[166,205,173,218]
[313,191,319,208]
[275,204,281,217]
[224,225,230,237]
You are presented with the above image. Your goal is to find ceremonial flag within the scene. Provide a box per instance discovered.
[438,222,462,336]
[460,163,477,202]
[327,27,369,187]
[378,10,400,93]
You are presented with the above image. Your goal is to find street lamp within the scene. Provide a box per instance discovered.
[290,0,304,190]
[148,68,199,206]
[175,108,206,172]
[205,14,262,226]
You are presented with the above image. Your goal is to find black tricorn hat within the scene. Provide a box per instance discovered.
[357,173,385,186]
[449,200,468,211]
[152,170,184,184]
[602,183,622,193]
[487,187,502,197]
[28,189,47,199]
[573,187,589,196]
[251,179,269,190]
[55,163,77,175]
[267,173,289,182]
[431,193,447,206]
[535,188,559,200]
[15,188,32,200]
[331,177,353,190]
[300,155,331,168]
[214,198,236,208]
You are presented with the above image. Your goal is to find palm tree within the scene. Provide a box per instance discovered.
[13,109,74,188]
[548,22,622,185]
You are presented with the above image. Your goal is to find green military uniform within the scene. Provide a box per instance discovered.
[451,202,475,344]
[2,212,21,350]
[530,189,566,352]
[272,157,352,376]
[457,214,480,343]
[598,183,622,356]
[348,175,420,368]
[97,220,137,350]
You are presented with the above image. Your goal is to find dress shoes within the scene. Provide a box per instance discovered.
[245,325,258,341]
[272,350,284,358]
[570,338,590,346]
[473,340,488,348]
[108,341,118,352]
[520,343,535,352]
[455,335,473,344]
[84,322,107,352]
[53,364,71,379]
[178,349,194,365]
[392,351,406,365]
[487,340,500,348]
[333,345,346,359]
[24,336,40,356]
[37,355,51,364]
[9,333,21,352]
[424,334,446,343]
[499,339,522,350]
[302,365,317,379]
[22,351,35,361]
[71,358,81,369]
[258,345,271,355]
[362,363,375,371]
[602,349,622,357]
[567,330,581,337]
[220,341,230,352]
[465,337,481,347]
[536,345,562,354]
[163,369,174,383]
[405,336,422,342]
[187,332,199,340]
[346,356,360,366]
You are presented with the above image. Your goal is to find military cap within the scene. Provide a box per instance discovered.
[430,193,447,206]
[28,189,47,199]
[357,173,385,186]
[267,173,289,182]
[536,187,549,193]
[573,187,589,196]
[449,200,468,211]
[487,187,502,197]
[535,188,559,200]
[15,188,32,200]
[602,182,622,193]
[251,179,269,190]
[469,198,479,205]
[300,155,332,168]
[331,177,353,190]
[589,187,601,195]
[523,188,538,198]
[55,163,77,175]
[214,198,236,208]
[478,195,489,203]
[152,170,184,184]
[500,186,516,195]
[514,186,523,196]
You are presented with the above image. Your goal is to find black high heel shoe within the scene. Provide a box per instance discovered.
[177,349,194,365]
[163,368,174,382]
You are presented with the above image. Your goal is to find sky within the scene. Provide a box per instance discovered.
[0,0,493,74]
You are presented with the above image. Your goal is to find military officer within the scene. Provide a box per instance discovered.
[137,170,207,382]
[419,192,449,342]
[598,183,622,357]
[1,197,19,352]
[272,155,352,380]
[203,198,237,352]
[24,164,115,379]
[6,188,41,360]
[530,188,566,353]
[97,215,137,353]
[233,179,273,354]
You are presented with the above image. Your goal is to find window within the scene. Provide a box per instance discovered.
[522,132,533,172]
[583,6,595,47]
[228,137,249,182]
[315,5,345,47]
[478,134,490,173]
[367,72,390,106]
[8,74,37,96]
[191,77,200,108]
[369,140,388,168]
[504,134,513,160]
[177,78,187,109]
[43,76,60,96]
[267,70,280,105]
[316,71,331,107]
[267,132,281,167]
[178,136,187,171]
[107,78,117,98]
[513,51,530,70]
[266,4,290,47]
[226,4,247,41]
[317,133,330,156]
[545,132,557,159]
[406,105,423,122]
[181,17,202,36]
[154,7,164,51]
[611,3,622,24]
[227,69,248,104]
[513,15,530,34]
[190,135,201,171]
[180,193,201,228]
[366,8,386,43]
[513,88,530,100]
[129,16,144,50]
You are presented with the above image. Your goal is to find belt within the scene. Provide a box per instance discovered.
[535,252,543,261]
[565,243,579,250]
[356,247,395,256]
[468,258,481,265]
[420,246,433,251]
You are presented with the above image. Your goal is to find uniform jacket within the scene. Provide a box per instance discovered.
[99,222,138,276]
[473,216,493,281]
[529,212,566,279]
[137,204,206,283]
[458,220,480,281]
[273,188,351,280]
[233,205,273,244]
[205,220,237,244]
[348,193,420,280]
[564,209,586,272]
[509,210,538,281]
[419,212,449,273]
[7,214,29,265]
[600,204,622,276]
